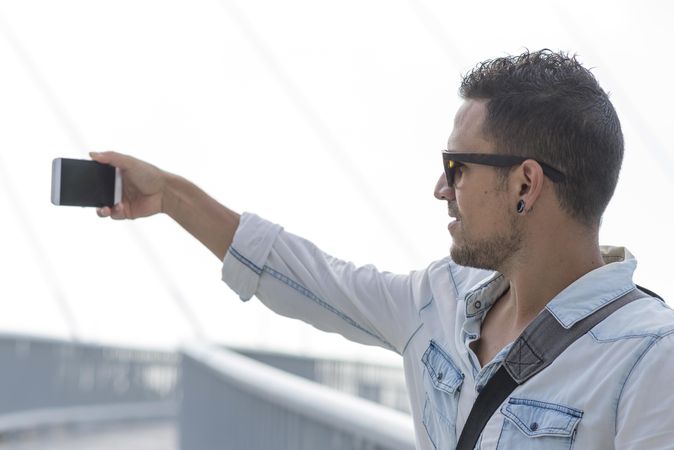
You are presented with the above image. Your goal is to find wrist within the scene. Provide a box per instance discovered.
[161,172,184,218]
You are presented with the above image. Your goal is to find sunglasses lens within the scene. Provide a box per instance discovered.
[442,152,459,186]
[445,160,454,186]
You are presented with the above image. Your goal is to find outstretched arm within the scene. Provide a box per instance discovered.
[223,213,429,353]
[92,151,428,353]
[91,151,240,261]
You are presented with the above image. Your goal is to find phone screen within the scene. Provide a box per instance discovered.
[54,158,117,207]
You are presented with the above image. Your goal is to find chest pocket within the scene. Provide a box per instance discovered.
[421,340,464,449]
[496,398,583,450]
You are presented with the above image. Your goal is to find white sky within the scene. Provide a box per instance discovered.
[0,0,672,364]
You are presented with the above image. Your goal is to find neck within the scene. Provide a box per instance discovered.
[498,225,604,332]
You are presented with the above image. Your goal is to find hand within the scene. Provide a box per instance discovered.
[90,151,167,220]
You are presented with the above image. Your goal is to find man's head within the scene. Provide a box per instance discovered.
[435,50,624,271]
[459,49,623,227]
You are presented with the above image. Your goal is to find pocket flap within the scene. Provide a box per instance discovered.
[501,398,583,438]
[422,341,464,394]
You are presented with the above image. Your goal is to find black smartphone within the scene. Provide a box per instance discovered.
[51,158,122,207]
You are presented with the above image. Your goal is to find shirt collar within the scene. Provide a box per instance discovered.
[546,246,637,329]
[464,273,508,318]
[462,246,637,328]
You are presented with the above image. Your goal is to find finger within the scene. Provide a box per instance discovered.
[109,203,128,220]
[96,207,111,218]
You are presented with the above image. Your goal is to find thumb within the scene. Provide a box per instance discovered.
[90,151,128,169]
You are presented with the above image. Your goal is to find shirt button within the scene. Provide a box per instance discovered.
[530,422,539,431]
[474,301,482,309]
[437,372,444,381]
[476,384,483,393]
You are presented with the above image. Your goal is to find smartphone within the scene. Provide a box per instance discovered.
[51,158,122,207]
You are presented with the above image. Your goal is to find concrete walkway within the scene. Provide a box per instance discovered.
[0,420,176,450]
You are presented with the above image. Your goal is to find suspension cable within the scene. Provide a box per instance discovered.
[0,8,207,342]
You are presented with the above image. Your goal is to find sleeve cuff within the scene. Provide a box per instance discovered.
[221,212,283,301]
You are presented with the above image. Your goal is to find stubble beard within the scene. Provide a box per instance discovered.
[450,215,523,272]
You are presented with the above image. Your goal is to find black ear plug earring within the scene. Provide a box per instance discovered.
[517,199,526,214]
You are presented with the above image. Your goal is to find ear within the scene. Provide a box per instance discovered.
[511,160,545,213]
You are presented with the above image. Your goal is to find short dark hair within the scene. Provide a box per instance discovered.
[460,49,623,227]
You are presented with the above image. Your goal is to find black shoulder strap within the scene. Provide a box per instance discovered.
[636,284,663,301]
[455,287,655,450]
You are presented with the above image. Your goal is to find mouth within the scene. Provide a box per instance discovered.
[448,219,461,233]
[448,205,461,231]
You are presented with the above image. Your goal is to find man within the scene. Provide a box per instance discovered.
[93,50,674,449]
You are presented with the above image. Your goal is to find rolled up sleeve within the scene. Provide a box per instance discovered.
[222,213,283,301]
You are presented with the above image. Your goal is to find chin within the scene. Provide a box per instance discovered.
[450,242,501,271]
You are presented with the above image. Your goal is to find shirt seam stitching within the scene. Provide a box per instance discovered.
[447,262,460,297]
[418,296,434,316]
[421,395,439,450]
[589,330,668,342]
[229,246,263,275]
[465,274,504,318]
[262,264,398,353]
[402,322,424,355]
[546,286,635,329]
[614,333,673,434]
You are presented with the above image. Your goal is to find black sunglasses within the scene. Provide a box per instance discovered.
[442,151,566,186]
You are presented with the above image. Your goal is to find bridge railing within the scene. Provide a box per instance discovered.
[0,334,416,449]
[180,343,416,450]
[235,347,410,414]
[0,333,178,433]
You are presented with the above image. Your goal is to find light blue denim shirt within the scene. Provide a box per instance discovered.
[222,213,674,450]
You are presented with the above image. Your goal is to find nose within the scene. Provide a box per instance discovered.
[434,172,455,201]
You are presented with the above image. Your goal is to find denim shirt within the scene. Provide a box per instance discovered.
[222,213,674,450]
